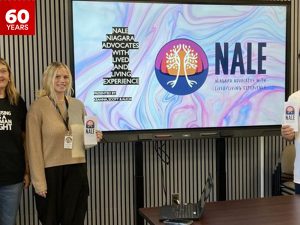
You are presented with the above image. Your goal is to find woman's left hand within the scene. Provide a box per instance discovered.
[96,130,103,142]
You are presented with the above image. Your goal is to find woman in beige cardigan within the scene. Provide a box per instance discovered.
[26,62,102,225]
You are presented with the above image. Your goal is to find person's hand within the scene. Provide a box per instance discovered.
[281,125,295,141]
[96,130,103,142]
[37,190,47,198]
[23,173,30,188]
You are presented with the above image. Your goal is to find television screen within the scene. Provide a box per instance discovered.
[71,0,289,139]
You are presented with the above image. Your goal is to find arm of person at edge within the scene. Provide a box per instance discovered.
[22,132,31,189]
[281,124,295,142]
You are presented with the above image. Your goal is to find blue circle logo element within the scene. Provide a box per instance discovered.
[155,39,209,95]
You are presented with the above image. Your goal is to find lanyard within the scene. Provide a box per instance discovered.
[49,96,70,132]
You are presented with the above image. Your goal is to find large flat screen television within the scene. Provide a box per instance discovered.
[71,0,290,141]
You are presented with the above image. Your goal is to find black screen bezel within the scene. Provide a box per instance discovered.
[69,0,291,141]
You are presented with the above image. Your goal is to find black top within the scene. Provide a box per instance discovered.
[0,96,27,185]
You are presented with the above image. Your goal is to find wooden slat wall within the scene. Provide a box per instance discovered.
[143,139,216,207]
[0,0,298,224]
[85,143,134,225]
[226,137,261,200]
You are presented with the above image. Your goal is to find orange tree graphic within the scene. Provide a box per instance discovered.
[166,44,198,88]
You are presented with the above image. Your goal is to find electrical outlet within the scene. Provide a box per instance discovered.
[171,193,180,205]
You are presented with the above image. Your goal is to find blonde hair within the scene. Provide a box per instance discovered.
[0,58,19,105]
[38,62,73,101]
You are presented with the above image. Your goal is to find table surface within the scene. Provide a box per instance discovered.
[139,195,300,225]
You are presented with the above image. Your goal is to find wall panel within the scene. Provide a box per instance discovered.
[143,139,216,208]
[85,142,134,225]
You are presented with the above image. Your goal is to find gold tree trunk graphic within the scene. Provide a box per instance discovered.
[166,44,198,88]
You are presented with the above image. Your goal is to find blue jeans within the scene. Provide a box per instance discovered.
[0,182,23,225]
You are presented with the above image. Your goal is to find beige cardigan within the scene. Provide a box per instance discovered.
[26,96,86,193]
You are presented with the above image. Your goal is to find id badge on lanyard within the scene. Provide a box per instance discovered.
[64,134,73,149]
[49,96,73,150]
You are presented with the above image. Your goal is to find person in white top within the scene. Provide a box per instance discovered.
[281,90,300,194]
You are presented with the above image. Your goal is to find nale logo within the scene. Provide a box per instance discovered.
[155,39,209,95]
[86,120,95,129]
[285,106,295,118]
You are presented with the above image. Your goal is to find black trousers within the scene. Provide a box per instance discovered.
[35,163,89,225]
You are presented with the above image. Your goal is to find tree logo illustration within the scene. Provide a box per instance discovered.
[155,39,208,95]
